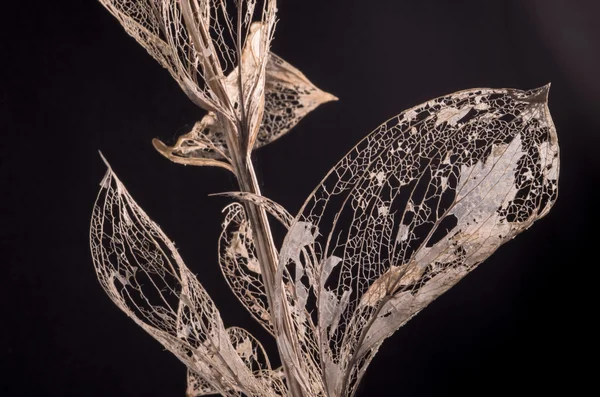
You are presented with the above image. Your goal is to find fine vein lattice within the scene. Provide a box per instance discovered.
[91,1,560,396]
[271,86,559,396]
[91,162,287,397]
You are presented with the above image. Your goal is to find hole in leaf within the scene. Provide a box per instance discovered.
[426,214,458,248]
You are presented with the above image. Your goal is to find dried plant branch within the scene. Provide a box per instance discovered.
[91,2,559,396]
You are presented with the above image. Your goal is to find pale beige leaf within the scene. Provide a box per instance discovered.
[154,52,337,163]
[258,53,338,149]
[219,203,274,335]
[91,159,284,397]
[227,326,272,373]
[152,134,234,171]
[278,85,559,396]
[213,191,294,228]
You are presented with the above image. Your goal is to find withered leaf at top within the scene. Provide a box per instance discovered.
[153,52,337,166]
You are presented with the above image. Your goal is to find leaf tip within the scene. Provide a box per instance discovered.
[152,138,169,154]
[518,84,551,105]
[324,92,339,103]
[536,83,551,101]
[98,150,111,169]
[539,82,551,98]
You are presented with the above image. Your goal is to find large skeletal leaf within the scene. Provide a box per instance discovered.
[90,161,284,397]
[275,86,559,396]
[154,52,337,165]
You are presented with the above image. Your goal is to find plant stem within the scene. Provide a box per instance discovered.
[239,159,306,397]
[219,115,305,397]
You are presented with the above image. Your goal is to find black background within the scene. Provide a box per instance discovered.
[2,1,598,396]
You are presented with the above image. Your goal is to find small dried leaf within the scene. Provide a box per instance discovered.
[258,53,338,148]
[279,222,318,266]
[155,52,337,163]
[152,135,234,171]
[219,203,274,335]
[227,326,272,373]
[213,191,294,228]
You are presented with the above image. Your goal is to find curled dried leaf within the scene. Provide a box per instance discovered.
[154,52,337,164]
[152,133,234,171]
[214,191,294,228]
[219,203,274,335]
[258,53,338,148]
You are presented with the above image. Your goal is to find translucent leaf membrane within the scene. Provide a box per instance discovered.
[90,163,286,397]
[98,1,277,123]
[276,86,559,396]
[153,52,337,165]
